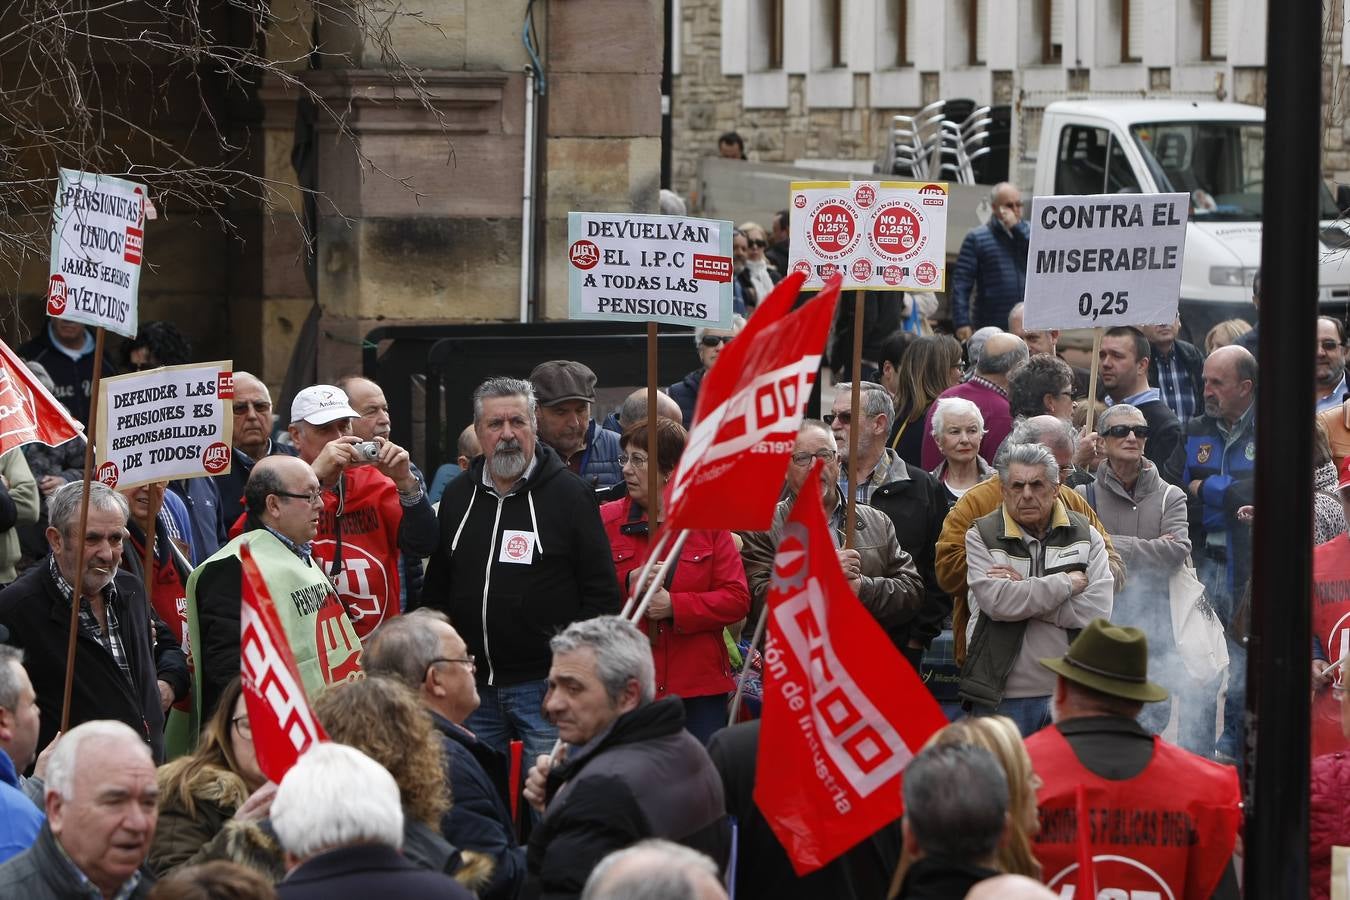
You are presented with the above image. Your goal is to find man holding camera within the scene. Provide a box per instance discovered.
[285,384,436,638]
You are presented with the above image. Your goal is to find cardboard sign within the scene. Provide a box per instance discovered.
[94,362,234,490]
[1022,192,1189,330]
[788,181,949,291]
[47,168,146,339]
[567,212,733,328]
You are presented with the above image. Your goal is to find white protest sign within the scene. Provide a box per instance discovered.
[94,362,234,490]
[1022,193,1189,329]
[788,181,949,291]
[47,168,146,339]
[567,212,733,328]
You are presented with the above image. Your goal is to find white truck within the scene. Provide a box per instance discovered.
[694,98,1350,341]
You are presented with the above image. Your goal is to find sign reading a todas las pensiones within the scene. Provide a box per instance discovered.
[47,167,146,340]
[94,362,235,491]
[788,181,949,291]
[567,212,734,328]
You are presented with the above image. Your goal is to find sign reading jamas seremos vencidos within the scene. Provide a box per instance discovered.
[567,212,734,329]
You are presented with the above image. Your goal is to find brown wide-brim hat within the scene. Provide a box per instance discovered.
[1039,618,1169,704]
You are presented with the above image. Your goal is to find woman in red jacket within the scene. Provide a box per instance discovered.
[601,417,750,745]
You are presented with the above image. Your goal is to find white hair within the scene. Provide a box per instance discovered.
[693,314,746,347]
[1097,402,1144,432]
[582,839,722,900]
[930,396,985,438]
[272,742,404,860]
[550,616,656,705]
[46,720,149,799]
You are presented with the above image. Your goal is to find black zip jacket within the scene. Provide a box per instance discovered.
[420,445,621,686]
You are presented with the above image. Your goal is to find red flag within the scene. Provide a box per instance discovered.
[753,463,947,874]
[1075,784,1097,899]
[665,274,842,532]
[0,337,81,453]
[239,542,328,783]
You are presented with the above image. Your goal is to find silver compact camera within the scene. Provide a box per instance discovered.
[354,441,381,462]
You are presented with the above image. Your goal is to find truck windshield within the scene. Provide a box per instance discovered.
[1130,121,1339,220]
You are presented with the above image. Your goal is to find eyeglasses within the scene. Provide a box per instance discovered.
[700,335,732,348]
[791,449,837,466]
[748,239,768,248]
[1102,424,1150,439]
[274,489,324,505]
[822,412,852,426]
[233,400,273,415]
[617,454,649,469]
[231,715,252,738]
[1320,340,1344,352]
[427,655,475,674]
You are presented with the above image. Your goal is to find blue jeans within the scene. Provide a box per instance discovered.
[968,696,1052,737]
[681,694,730,746]
[465,678,557,762]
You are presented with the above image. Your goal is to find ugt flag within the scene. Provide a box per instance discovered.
[239,542,328,783]
[665,272,841,533]
[753,462,947,874]
[0,337,81,454]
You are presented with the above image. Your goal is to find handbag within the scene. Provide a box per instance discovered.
[1169,560,1229,682]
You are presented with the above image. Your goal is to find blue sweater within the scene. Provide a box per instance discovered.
[0,749,41,864]
[950,219,1032,330]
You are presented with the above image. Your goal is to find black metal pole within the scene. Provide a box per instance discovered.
[1246,0,1319,894]
[661,0,674,188]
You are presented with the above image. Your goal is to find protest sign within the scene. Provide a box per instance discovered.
[94,362,234,490]
[1022,192,1189,330]
[47,168,146,339]
[788,181,949,291]
[567,212,733,328]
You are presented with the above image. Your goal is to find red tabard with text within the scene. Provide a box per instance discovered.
[133,530,192,712]
[665,273,842,533]
[239,543,328,784]
[752,466,947,874]
[1027,725,1241,900]
[0,337,81,454]
[1313,535,1350,757]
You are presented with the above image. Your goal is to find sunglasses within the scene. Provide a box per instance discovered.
[823,412,854,426]
[233,400,272,415]
[700,335,732,348]
[1102,424,1150,439]
[748,239,768,248]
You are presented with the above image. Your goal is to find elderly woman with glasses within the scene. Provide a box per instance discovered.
[929,396,994,503]
[1074,403,1197,747]
[599,418,750,744]
[735,221,782,310]
[668,314,747,428]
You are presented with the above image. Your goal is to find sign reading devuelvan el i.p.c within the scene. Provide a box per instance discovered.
[567,212,734,329]
[1022,193,1190,330]
[47,168,147,340]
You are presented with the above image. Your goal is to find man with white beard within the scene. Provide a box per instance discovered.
[420,377,622,760]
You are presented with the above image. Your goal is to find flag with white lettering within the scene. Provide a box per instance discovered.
[753,463,947,874]
[665,272,841,533]
[239,542,328,783]
[0,337,82,454]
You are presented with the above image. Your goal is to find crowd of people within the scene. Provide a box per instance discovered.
[0,183,1341,898]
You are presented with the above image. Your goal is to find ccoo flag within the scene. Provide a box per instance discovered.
[239,542,328,783]
[0,337,82,454]
[665,272,842,533]
[753,461,947,874]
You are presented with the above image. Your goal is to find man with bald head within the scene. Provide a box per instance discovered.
[604,387,683,435]
[214,371,298,526]
[921,332,1027,470]
[950,182,1031,340]
[188,455,362,718]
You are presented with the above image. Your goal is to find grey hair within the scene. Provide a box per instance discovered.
[361,608,451,689]
[966,326,1003,370]
[1097,403,1145,432]
[1005,415,1076,459]
[473,377,538,426]
[693,314,746,348]
[989,181,1017,206]
[0,646,24,712]
[46,720,149,799]
[1007,302,1025,329]
[798,418,838,448]
[977,336,1030,376]
[930,396,985,439]
[581,839,721,900]
[550,616,656,705]
[833,381,894,423]
[47,481,128,537]
[995,442,1060,486]
[272,743,404,859]
[903,742,1010,861]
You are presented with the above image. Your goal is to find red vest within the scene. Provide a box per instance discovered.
[1026,724,1241,900]
[131,533,192,712]
[1314,537,1350,757]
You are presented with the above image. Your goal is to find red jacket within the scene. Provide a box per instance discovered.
[1311,751,1350,900]
[601,497,749,699]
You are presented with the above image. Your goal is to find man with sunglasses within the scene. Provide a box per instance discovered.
[188,455,362,719]
[213,371,298,527]
[669,319,744,429]
[1098,326,1184,485]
